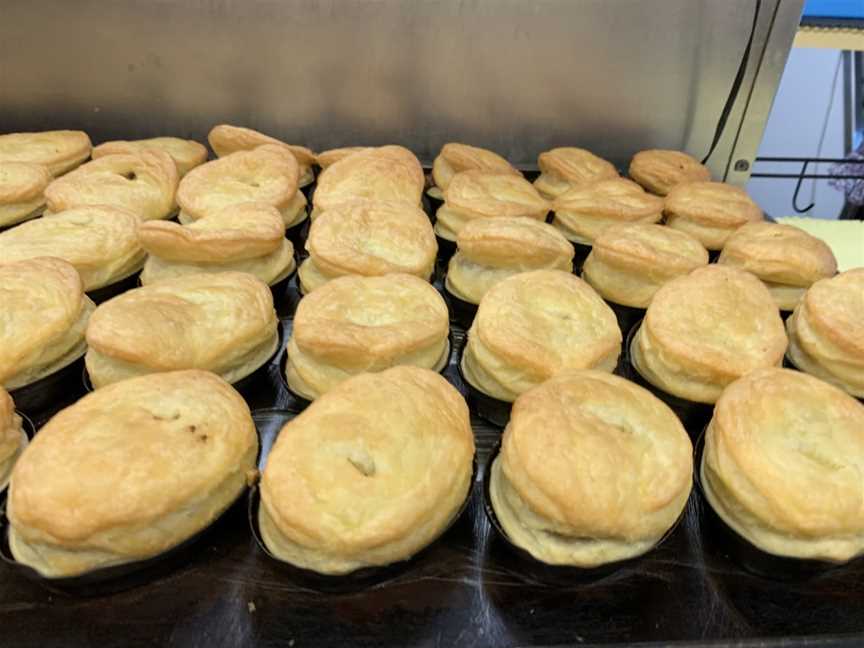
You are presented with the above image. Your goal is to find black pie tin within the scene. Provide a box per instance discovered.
[300,176,315,201]
[248,407,476,592]
[692,430,848,581]
[606,300,645,339]
[83,322,284,404]
[8,356,87,420]
[571,241,592,275]
[421,193,435,224]
[623,322,714,437]
[443,288,478,330]
[436,235,457,263]
[270,267,302,319]
[86,271,141,304]
[277,325,456,412]
[285,215,310,252]
[425,180,444,215]
[0,494,246,597]
[455,357,511,429]
[482,440,684,582]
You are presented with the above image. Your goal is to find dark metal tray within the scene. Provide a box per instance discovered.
[1,182,863,648]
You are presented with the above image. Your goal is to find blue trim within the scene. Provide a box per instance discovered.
[803,0,864,20]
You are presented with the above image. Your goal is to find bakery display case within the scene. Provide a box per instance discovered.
[8,2,864,648]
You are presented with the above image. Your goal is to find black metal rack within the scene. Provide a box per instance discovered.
[751,155,864,215]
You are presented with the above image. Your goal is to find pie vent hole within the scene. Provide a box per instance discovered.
[347,448,376,477]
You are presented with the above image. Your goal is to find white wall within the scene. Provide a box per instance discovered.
[747,48,847,219]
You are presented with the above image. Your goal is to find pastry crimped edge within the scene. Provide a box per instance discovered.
[86,328,279,389]
[4,297,96,391]
[285,334,450,401]
[786,308,864,398]
[141,238,296,287]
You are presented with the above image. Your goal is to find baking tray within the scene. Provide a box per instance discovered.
[2,176,864,648]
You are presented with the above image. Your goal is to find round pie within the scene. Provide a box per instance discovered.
[0,205,145,290]
[299,200,436,293]
[177,145,306,228]
[140,202,295,286]
[8,369,258,578]
[631,265,787,404]
[492,370,691,566]
[44,150,179,221]
[311,146,424,219]
[786,269,864,398]
[208,124,316,186]
[533,147,618,199]
[461,270,621,402]
[286,274,450,400]
[0,130,91,177]
[0,257,95,390]
[430,143,520,198]
[85,272,279,388]
[664,181,763,250]
[92,137,208,177]
[628,149,711,196]
[702,368,864,562]
[434,170,549,242]
[260,366,474,574]
[446,217,574,304]
[718,222,837,310]
[582,223,709,308]
[0,161,52,228]
[552,178,664,245]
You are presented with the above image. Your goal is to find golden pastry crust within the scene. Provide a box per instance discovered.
[139,202,295,286]
[664,181,763,250]
[8,369,258,578]
[431,143,520,193]
[92,137,208,177]
[461,270,621,401]
[315,147,373,169]
[85,272,278,388]
[311,146,424,219]
[286,274,450,400]
[446,217,574,304]
[260,366,474,574]
[299,200,436,293]
[786,269,864,398]
[0,258,94,390]
[534,147,618,199]
[207,124,315,186]
[552,178,664,245]
[44,151,179,221]
[493,370,691,566]
[177,145,304,228]
[0,205,145,290]
[0,161,52,227]
[628,149,711,196]
[632,265,787,404]
[0,130,91,177]
[582,223,709,308]
[0,387,25,490]
[435,171,550,241]
[718,222,837,310]
[702,368,864,562]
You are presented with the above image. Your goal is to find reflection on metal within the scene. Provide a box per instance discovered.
[0,0,802,182]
